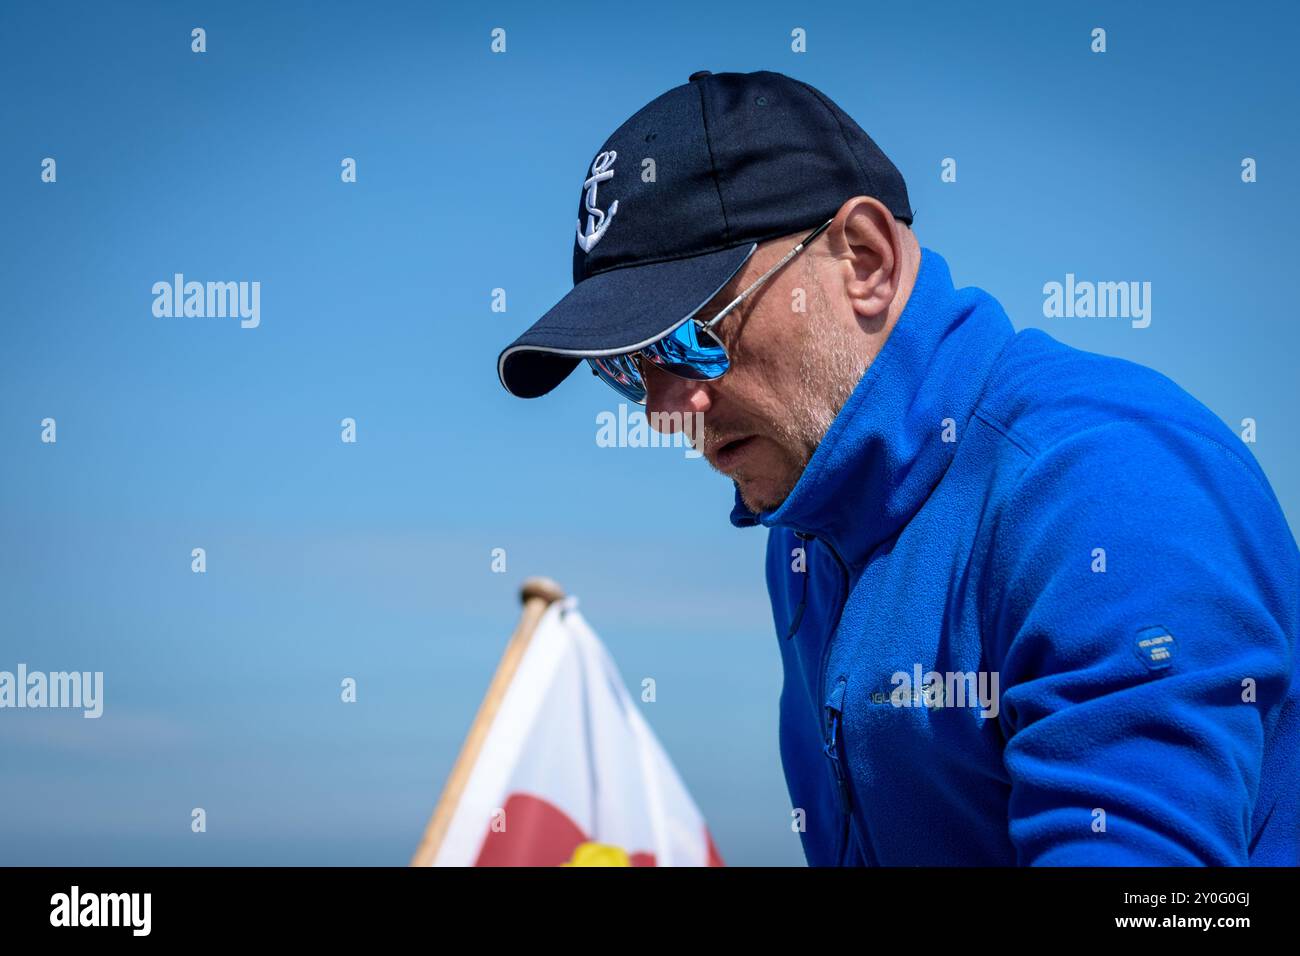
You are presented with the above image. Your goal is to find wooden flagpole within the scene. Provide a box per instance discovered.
[409,576,566,867]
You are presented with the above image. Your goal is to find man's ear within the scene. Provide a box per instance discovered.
[829,196,901,329]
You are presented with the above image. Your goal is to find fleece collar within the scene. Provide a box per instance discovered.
[729,247,1016,574]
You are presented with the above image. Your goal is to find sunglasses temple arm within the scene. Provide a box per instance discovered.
[700,218,833,332]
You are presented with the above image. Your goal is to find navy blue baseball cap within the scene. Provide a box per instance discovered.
[497,69,912,399]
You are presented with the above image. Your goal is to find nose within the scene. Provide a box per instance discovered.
[642,362,712,432]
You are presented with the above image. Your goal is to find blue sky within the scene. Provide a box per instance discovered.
[1,0,1296,865]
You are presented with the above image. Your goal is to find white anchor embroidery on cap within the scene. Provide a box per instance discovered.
[576,150,619,253]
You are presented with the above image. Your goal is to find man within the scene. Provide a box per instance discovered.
[497,70,1299,865]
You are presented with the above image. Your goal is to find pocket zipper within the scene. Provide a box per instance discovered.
[824,674,855,865]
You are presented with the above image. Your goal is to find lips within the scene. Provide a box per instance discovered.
[710,435,756,472]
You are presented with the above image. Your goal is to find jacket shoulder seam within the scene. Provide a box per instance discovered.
[970,408,1038,459]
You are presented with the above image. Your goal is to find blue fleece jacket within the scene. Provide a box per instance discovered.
[731,248,1299,866]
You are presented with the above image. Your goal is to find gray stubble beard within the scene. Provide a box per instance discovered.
[741,264,869,512]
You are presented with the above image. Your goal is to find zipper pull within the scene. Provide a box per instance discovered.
[823,676,852,814]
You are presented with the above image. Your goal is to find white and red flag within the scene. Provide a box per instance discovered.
[412,582,724,867]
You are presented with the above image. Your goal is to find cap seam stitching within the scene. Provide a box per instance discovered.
[792,79,882,210]
[694,78,732,244]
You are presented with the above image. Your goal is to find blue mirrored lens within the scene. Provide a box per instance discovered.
[587,321,729,403]
[642,321,729,381]
[587,353,646,404]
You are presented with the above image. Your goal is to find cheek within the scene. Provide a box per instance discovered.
[718,334,799,418]
[736,306,806,376]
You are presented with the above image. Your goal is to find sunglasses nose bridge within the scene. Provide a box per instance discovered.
[589,314,732,404]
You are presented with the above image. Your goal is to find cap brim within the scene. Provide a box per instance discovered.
[498,242,756,398]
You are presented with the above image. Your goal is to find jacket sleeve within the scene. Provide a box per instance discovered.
[984,420,1298,865]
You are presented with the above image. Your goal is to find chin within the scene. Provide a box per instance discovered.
[736,473,795,514]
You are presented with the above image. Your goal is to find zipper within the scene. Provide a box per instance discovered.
[785,531,814,640]
[824,674,853,865]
